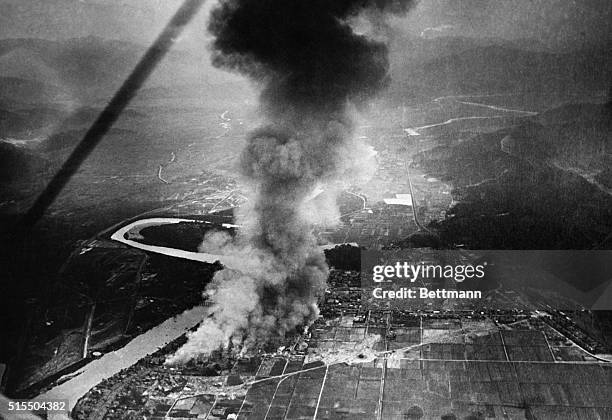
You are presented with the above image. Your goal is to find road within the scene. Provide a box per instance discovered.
[403,158,427,232]
[344,190,367,211]
[453,99,538,116]
[539,317,612,363]
[157,151,176,184]
[413,115,507,131]
[157,165,169,184]
[432,94,538,116]
[407,93,539,134]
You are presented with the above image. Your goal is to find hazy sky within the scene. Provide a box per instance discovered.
[404,0,612,48]
[0,0,610,50]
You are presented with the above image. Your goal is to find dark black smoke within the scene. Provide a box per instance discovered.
[208,0,415,116]
[168,0,416,363]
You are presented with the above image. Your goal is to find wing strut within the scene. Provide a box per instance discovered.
[20,0,206,228]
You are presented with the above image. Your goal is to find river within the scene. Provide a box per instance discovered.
[36,306,207,410]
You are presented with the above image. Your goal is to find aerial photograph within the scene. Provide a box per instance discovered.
[0,0,611,419]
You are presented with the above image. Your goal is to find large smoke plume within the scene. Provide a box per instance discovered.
[167,0,416,364]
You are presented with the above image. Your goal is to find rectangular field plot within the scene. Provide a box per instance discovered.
[315,399,378,420]
[421,343,466,360]
[355,379,381,401]
[240,380,280,420]
[359,365,383,380]
[309,340,335,351]
[285,404,317,420]
[465,344,507,360]
[386,365,422,379]
[387,328,420,351]
[320,372,359,404]
[232,357,262,376]
[332,327,366,342]
[208,396,243,420]
[481,362,516,381]
[271,368,327,420]
[269,359,287,376]
[513,363,608,384]
[269,376,299,408]
[466,331,503,345]
[382,400,454,420]
[502,330,548,346]
[390,312,420,327]
[284,357,305,374]
[496,381,523,406]
[422,318,461,329]
[452,381,522,406]
[255,356,284,378]
[422,328,463,344]
[553,346,592,361]
[238,359,612,419]
[529,406,606,420]
[506,345,553,361]
[311,328,336,341]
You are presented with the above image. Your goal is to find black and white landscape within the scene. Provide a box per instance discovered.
[0,1,611,419]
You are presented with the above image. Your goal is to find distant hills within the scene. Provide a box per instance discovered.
[0,77,69,106]
[0,34,607,110]
[0,36,242,106]
[0,33,609,230]
[0,103,69,137]
[0,141,47,184]
[389,35,611,101]
[0,34,607,108]
[0,35,248,206]
[43,127,136,153]
[0,37,144,104]
[503,103,611,188]
[413,102,612,249]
